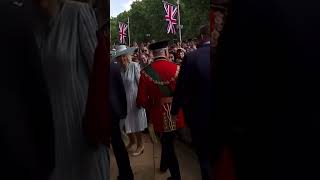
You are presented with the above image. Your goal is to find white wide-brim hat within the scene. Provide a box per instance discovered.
[113,45,137,58]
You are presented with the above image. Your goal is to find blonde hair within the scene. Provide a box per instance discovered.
[126,54,132,62]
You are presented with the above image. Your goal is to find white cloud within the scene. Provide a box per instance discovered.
[111,0,142,17]
[123,0,141,12]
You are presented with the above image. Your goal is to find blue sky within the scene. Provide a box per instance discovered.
[110,0,139,18]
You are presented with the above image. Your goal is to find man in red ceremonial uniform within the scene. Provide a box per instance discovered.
[137,40,184,180]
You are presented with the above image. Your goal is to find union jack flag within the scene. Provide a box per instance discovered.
[163,1,178,34]
[119,22,128,44]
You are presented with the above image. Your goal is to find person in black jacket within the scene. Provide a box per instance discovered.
[109,60,134,180]
[0,1,54,179]
[214,0,320,179]
[171,25,212,180]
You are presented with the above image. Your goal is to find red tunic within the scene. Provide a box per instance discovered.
[137,57,185,133]
[213,146,237,180]
[83,31,110,146]
[211,6,236,180]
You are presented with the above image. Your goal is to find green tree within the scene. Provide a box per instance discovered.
[111,0,210,44]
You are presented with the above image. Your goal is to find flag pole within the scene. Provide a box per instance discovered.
[128,17,131,46]
[177,0,182,43]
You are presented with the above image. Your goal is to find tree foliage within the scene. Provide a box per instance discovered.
[110,0,210,45]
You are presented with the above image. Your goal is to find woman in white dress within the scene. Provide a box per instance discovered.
[114,45,148,156]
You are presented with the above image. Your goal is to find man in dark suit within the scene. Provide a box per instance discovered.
[109,60,134,180]
[171,25,212,180]
[0,1,54,179]
[215,0,320,179]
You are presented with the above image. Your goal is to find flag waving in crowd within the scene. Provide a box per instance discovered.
[163,1,178,34]
[119,22,128,44]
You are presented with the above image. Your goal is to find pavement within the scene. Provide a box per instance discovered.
[109,134,202,180]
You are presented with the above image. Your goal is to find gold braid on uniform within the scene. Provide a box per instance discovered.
[162,103,176,132]
[141,63,180,132]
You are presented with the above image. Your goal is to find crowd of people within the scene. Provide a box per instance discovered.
[2,0,213,180]
[3,0,319,180]
[111,39,199,68]
[109,24,212,180]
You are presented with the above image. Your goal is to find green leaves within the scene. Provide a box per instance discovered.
[110,0,210,44]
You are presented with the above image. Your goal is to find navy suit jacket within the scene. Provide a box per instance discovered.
[171,43,212,129]
[109,60,127,121]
